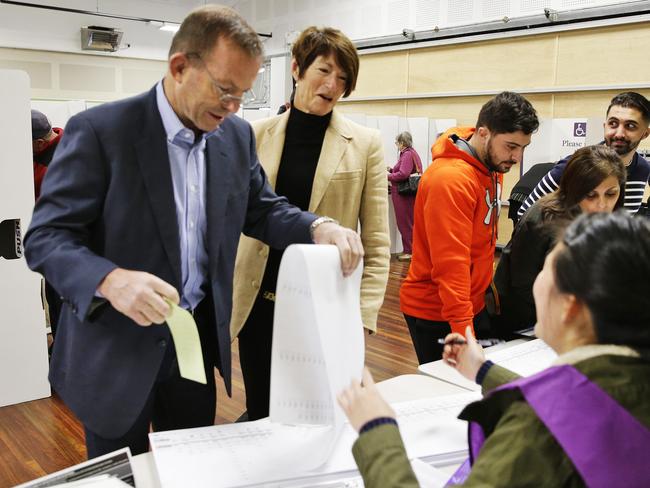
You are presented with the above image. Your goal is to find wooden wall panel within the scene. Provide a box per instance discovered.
[405,95,492,124]
[338,99,408,116]
[404,93,554,126]
[406,35,557,94]
[355,50,408,97]
[555,24,650,86]
[498,207,514,245]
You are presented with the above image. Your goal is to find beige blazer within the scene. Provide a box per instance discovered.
[230,109,390,338]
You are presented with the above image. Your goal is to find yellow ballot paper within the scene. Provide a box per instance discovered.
[165,300,207,384]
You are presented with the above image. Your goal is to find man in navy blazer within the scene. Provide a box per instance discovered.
[24,5,363,458]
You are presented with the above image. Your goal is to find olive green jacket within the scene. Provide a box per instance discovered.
[352,345,650,487]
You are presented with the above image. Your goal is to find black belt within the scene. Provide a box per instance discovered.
[261,290,276,302]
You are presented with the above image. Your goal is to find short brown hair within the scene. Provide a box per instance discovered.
[292,26,359,98]
[475,91,539,136]
[540,145,626,220]
[168,5,262,59]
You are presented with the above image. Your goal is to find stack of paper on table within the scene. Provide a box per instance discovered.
[419,339,558,391]
[149,391,479,487]
[150,245,478,487]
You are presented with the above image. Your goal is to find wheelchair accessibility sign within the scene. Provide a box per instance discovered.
[573,122,587,137]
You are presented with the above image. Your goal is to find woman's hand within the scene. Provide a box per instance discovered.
[338,367,395,432]
[442,326,486,382]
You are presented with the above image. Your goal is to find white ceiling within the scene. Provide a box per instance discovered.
[0,0,641,60]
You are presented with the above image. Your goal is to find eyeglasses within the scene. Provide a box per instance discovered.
[185,52,256,106]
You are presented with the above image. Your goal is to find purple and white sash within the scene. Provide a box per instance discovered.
[448,365,650,487]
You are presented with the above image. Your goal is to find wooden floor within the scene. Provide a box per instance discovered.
[0,259,415,487]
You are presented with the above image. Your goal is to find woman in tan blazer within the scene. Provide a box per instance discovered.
[231,26,390,420]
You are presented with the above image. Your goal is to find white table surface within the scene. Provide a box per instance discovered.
[418,337,556,391]
[131,373,469,488]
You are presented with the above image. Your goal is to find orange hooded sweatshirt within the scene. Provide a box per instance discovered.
[400,127,502,334]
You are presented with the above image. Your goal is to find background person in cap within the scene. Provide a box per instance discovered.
[31,109,63,200]
[31,109,64,345]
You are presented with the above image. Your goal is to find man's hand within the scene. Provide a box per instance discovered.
[312,222,364,277]
[442,326,486,381]
[98,268,180,326]
[337,367,395,432]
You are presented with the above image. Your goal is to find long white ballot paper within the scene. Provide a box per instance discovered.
[269,244,365,467]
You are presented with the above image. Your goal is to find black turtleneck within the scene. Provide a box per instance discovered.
[274,105,332,210]
[261,105,332,295]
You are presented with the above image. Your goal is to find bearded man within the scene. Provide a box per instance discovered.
[399,92,539,364]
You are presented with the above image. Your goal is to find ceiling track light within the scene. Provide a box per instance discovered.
[159,23,181,33]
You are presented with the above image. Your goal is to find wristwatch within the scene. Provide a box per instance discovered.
[309,216,339,241]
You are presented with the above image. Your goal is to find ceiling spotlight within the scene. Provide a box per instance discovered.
[402,28,415,40]
[160,22,180,33]
[544,8,558,22]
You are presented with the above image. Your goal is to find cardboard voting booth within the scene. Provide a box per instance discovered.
[0,69,50,407]
[522,117,604,174]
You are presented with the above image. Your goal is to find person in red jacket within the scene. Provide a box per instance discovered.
[400,92,539,364]
[31,109,63,200]
[31,109,64,342]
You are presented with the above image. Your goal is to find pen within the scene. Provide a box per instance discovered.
[437,338,505,347]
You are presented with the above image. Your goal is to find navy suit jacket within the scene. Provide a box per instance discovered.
[24,87,315,437]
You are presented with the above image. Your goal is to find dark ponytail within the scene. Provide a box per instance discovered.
[553,211,650,349]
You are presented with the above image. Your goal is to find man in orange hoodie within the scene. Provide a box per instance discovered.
[400,92,539,364]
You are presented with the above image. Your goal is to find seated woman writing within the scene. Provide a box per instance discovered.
[338,211,650,487]
[493,145,625,335]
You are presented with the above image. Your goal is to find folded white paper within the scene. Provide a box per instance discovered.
[269,244,364,468]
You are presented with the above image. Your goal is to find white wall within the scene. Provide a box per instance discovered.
[0,46,167,103]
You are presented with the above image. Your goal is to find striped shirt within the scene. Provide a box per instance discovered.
[517,151,650,218]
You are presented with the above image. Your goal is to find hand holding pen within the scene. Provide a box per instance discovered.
[441,326,488,382]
